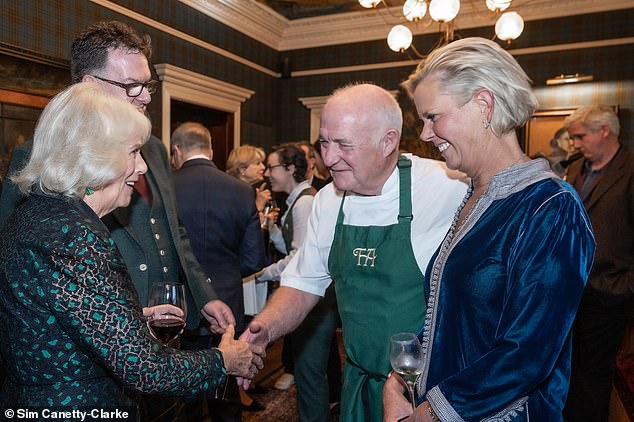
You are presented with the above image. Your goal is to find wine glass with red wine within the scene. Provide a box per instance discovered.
[147,283,187,344]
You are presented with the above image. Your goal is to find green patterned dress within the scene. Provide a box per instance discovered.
[0,191,226,408]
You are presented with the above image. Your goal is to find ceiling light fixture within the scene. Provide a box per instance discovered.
[361,0,525,56]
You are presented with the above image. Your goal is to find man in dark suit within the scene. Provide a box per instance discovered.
[563,105,634,422]
[171,122,265,421]
[0,21,236,421]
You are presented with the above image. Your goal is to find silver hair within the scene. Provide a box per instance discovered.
[564,105,620,137]
[402,37,538,136]
[13,82,151,196]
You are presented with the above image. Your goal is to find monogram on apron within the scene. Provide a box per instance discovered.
[328,156,426,422]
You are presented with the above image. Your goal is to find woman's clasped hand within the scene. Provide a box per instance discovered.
[217,325,266,378]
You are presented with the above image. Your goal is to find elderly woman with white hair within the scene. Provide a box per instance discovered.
[383,38,596,421]
[0,82,264,409]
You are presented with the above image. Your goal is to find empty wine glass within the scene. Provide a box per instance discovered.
[147,282,187,344]
[389,332,424,410]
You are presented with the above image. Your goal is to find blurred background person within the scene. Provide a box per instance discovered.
[295,141,328,191]
[294,141,343,413]
[563,105,634,422]
[255,145,341,420]
[383,37,595,422]
[0,82,263,411]
[171,122,266,420]
[312,140,333,184]
[226,144,271,220]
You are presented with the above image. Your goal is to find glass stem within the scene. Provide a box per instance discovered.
[406,382,417,410]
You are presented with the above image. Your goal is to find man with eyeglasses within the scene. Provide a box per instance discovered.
[0,21,236,421]
[91,75,159,99]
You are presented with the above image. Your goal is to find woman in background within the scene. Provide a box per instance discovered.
[0,82,263,409]
[227,144,272,217]
[383,38,595,421]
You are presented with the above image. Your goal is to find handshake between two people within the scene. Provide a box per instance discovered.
[218,324,266,379]
[144,300,266,380]
[202,299,266,379]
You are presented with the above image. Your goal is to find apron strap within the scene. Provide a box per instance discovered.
[336,191,348,225]
[397,155,413,223]
[337,157,412,225]
[346,357,388,422]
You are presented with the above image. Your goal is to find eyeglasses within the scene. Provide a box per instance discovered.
[92,75,158,97]
[266,164,285,171]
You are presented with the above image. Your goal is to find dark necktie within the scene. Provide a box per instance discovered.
[135,173,153,206]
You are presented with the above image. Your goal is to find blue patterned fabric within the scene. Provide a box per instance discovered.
[0,191,226,408]
[418,161,596,421]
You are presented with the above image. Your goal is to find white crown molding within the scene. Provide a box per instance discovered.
[91,0,279,76]
[185,0,634,51]
[178,0,289,50]
[154,63,254,150]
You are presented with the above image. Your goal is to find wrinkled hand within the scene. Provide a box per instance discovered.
[218,325,265,378]
[143,304,185,320]
[236,319,271,388]
[202,300,236,335]
[383,372,416,422]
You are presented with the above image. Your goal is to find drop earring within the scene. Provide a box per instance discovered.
[483,119,491,129]
[85,187,95,196]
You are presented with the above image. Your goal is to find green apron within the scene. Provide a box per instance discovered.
[327,156,426,422]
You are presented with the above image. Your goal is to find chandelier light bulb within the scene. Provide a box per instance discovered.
[486,0,512,12]
[387,25,413,52]
[495,11,524,40]
[429,0,461,22]
[358,0,380,8]
[403,0,427,21]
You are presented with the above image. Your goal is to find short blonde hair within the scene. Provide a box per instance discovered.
[564,105,620,137]
[13,82,151,197]
[226,145,265,178]
[402,37,538,135]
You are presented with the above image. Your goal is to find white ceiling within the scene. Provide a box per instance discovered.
[180,0,634,50]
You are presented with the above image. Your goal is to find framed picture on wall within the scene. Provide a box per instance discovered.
[524,109,577,158]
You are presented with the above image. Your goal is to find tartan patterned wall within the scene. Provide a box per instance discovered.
[0,0,280,150]
[1,1,632,154]
[279,9,634,149]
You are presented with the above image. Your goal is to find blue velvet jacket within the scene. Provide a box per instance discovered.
[418,160,596,421]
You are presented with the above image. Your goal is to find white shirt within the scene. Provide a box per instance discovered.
[281,154,469,296]
[259,180,314,281]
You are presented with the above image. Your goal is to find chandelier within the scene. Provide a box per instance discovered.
[358,0,525,55]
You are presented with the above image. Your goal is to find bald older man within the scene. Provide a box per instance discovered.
[241,83,468,421]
